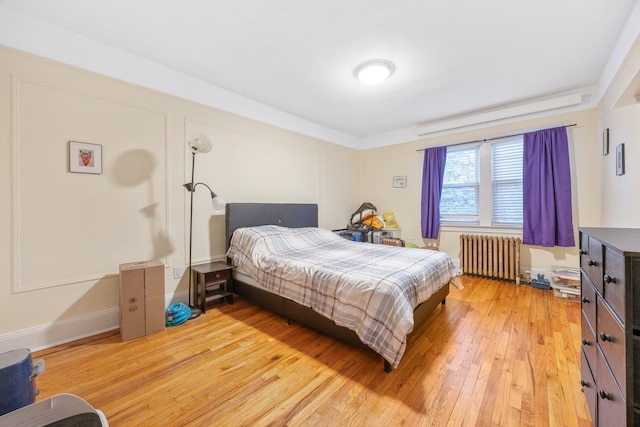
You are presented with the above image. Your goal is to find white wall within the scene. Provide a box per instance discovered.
[598,29,640,227]
[0,46,357,350]
[599,104,640,227]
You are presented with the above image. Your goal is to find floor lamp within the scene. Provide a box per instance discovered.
[183,132,226,319]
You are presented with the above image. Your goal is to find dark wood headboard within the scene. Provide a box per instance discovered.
[225,203,319,249]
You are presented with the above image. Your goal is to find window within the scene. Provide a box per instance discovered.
[440,146,479,224]
[440,137,523,227]
[491,139,523,225]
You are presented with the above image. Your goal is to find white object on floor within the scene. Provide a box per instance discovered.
[0,393,108,427]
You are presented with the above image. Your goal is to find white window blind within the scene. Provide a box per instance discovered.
[440,146,480,223]
[491,138,523,225]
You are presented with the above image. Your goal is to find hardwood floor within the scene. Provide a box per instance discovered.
[33,276,591,426]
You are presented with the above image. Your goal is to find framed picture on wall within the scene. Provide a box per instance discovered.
[602,128,609,156]
[69,141,102,174]
[393,176,407,188]
[616,143,625,176]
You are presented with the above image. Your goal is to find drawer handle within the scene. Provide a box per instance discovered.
[581,338,591,346]
[581,297,590,304]
[579,249,587,255]
[603,274,616,284]
[587,259,596,266]
[599,390,612,400]
[580,380,590,388]
[599,332,613,342]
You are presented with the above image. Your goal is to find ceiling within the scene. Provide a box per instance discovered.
[0,0,637,143]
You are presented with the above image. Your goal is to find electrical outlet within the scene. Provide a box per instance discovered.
[173,266,185,279]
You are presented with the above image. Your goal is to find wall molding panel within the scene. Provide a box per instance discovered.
[11,75,169,292]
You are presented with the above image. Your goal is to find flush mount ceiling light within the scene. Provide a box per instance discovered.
[354,60,395,85]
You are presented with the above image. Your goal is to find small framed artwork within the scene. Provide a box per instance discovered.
[393,176,407,188]
[616,143,625,176]
[602,128,609,156]
[69,141,102,174]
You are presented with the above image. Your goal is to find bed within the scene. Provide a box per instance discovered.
[225,203,457,372]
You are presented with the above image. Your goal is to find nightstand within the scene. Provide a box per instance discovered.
[191,262,234,313]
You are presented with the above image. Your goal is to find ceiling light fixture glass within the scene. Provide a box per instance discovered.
[354,60,395,84]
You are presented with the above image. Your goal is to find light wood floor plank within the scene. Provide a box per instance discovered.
[31,276,591,426]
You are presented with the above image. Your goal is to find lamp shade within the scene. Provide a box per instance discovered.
[211,194,226,213]
[186,131,212,154]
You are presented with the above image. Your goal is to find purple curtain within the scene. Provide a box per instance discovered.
[523,126,575,247]
[421,147,447,239]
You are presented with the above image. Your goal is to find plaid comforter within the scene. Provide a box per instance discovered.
[226,225,456,368]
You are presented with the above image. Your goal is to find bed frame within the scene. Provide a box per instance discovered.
[225,202,449,372]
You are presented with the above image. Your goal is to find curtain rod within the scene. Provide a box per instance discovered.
[416,123,577,152]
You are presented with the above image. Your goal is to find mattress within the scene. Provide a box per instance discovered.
[227,225,457,368]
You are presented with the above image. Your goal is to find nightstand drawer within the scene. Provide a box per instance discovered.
[205,269,231,285]
[597,298,626,397]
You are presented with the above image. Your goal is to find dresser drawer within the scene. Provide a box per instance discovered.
[582,311,597,369]
[635,337,640,408]
[581,348,597,424]
[596,346,627,427]
[597,298,626,397]
[585,236,604,295]
[604,247,625,323]
[581,272,597,331]
[633,258,640,329]
[579,231,589,269]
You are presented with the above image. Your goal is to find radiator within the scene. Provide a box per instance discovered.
[459,234,522,281]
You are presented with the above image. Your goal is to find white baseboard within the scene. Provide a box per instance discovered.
[0,292,186,353]
[0,308,120,353]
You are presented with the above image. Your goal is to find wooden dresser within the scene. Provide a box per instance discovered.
[579,228,640,426]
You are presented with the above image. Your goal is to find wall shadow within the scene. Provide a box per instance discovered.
[111,149,173,260]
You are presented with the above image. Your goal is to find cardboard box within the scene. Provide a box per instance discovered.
[119,260,165,341]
